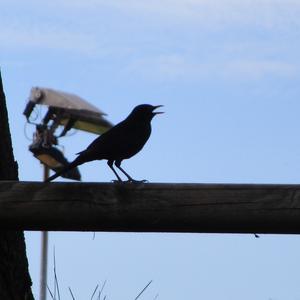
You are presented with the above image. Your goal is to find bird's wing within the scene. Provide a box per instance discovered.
[81,120,130,156]
[77,119,150,160]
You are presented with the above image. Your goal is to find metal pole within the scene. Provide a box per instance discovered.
[40,165,50,300]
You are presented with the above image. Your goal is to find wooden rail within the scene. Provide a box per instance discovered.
[0,181,300,234]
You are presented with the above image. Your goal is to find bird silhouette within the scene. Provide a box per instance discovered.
[45,104,163,182]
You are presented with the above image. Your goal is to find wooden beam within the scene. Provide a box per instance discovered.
[0,70,34,299]
[1,181,300,234]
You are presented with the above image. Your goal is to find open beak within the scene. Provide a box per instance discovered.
[152,105,164,115]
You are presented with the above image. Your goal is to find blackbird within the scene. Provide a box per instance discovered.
[46,104,163,182]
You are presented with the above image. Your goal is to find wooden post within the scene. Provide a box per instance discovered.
[1,181,300,234]
[40,166,50,300]
[0,70,34,299]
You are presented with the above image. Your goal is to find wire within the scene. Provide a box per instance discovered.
[23,122,33,141]
[60,127,78,138]
[28,105,40,123]
[56,144,65,154]
[135,280,153,300]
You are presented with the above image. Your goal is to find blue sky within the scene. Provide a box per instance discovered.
[2,0,300,299]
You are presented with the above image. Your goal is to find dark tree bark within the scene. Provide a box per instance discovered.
[0,69,34,299]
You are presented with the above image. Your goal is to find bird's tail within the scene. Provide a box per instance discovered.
[45,154,87,182]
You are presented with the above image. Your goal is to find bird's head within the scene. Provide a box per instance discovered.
[130,104,164,121]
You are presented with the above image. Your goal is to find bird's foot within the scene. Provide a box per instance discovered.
[111,179,148,184]
[111,179,123,184]
[125,179,148,184]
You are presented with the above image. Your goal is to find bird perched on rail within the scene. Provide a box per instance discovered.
[45,104,163,183]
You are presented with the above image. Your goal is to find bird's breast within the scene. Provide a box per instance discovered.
[87,121,152,161]
[119,125,151,159]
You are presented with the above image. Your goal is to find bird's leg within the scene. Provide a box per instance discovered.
[115,160,147,183]
[115,160,133,181]
[107,160,122,182]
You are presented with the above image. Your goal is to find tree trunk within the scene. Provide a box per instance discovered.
[0,69,34,299]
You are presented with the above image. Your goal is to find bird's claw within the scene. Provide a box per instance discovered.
[111,179,148,184]
[111,179,123,184]
[125,179,148,184]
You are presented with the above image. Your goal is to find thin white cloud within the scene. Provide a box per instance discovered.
[226,60,297,79]
[1,0,299,82]
[1,0,299,55]
[0,24,98,56]
[3,0,300,29]
[22,0,300,29]
[126,54,297,82]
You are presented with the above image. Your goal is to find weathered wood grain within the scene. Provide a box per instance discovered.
[0,181,300,234]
